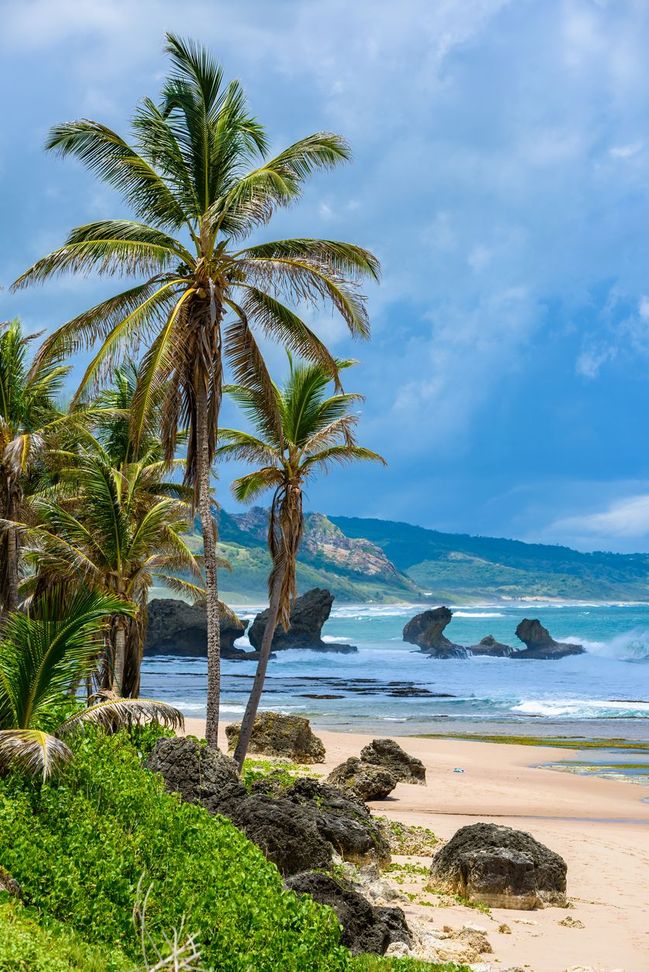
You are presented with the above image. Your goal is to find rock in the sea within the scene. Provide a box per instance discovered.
[225,711,326,763]
[248,588,357,653]
[470,635,515,658]
[285,871,411,955]
[429,822,567,909]
[360,738,426,785]
[328,757,397,801]
[0,866,21,900]
[514,619,585,660]
[402,606,468,657]
[144,599,258,659]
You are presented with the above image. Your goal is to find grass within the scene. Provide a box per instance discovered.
[415,732,649,751]
[351,958,471,972]
[378,818,439,855]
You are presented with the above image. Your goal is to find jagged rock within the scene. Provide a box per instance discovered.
[470,635,515,657]
[230,794,333,875]
[144,599,259,659]
[146,736,245,813]
[360,738,426,785]
[0,866,21,899]
[514,619,585,660]
[429,822,567,909]
[328,757,397,801]
[248,588,357,653]
[285,871,411,955]
[225,712,326,763]
[402,607,468,657]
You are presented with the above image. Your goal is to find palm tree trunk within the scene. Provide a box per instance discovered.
[233,570,284,771]
[5,525,19,614]
[112,621,126,695]
[197,381,221,749]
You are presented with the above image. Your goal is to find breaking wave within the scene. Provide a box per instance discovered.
[512,698,649,719]
[567,629,649,662]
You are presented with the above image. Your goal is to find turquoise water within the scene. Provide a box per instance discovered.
[141,602,649,747]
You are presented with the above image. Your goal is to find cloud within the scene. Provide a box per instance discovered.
[550,494,649,542]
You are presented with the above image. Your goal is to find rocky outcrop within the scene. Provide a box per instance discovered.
[514,619,585,660]
[285,871,411,955]
[147,737,389,876]
[402,607,468,657]
[144,599,260,660]
[0,866,21,900]
[328,757,397,801]
[360,738,426,785]
[429,822,567,909]
[248,588,357,653]
[225,712,326,763]
[470,635,515,658]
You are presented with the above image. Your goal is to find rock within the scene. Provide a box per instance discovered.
[559,916,585,928]
[144,599,258,659]
[230,794,333,875]
[360,738,426,785]
[402,607,468,657]
[513,619,585,660]
[328,757,397,801]
[248,588,357,653]
[225,712,326,763]
[470,635,515,658]
[430,823,567,909]
[146,736,246,813]
[285,871,411,955]
[0,866,21,899]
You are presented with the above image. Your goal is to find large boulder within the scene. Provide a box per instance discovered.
[402,606,468,657]
[146,736,245,813]
[514,619,584,660]
[144,599,258,659]
[429,822,567,909]
[230,794,333,875]
[328,757,397,801]
[360,738,426,785]
[470,635,515,658]
[285,871,411,955]
[226,712,326,764]
[248,588,357,653]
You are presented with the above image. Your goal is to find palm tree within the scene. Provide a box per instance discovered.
[0,319,69,614]
[18,437,201,697]
[12,35,379,747]
[0,588,183,780]
[218,358,385,770]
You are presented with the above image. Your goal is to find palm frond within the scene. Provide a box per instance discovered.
[59,696,184,734]
[238,238,380,282]
[230,467,282,503]
[0,729,72,780]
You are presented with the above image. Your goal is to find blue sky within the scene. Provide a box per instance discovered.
[2,0,649,552]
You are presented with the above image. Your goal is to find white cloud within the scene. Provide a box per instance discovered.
[551,494,649,540]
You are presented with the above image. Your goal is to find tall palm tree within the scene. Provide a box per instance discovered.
[218,358,385,770]
[18,438,201,697]
[12,35,379,747]
[0,588,183,780]
[0,320,69,614]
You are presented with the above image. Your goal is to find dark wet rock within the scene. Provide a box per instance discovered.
[429,822,567,909]
[513,619,585,660]
[249,588,357,653]
[299,693,345,699]
[285,871,411,955]
[230,794,333,875]
[328,757,397,801]
[0,866,22,900]
[402,606,468,657]
[470,635,516,658]
[360,738,426,785]
[147,736,246,813]
[225,711,326,763]
[144,598,260,659]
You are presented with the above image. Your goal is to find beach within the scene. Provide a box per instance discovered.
[185,718,649,972]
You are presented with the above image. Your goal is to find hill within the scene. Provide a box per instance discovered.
[174,508,649,604]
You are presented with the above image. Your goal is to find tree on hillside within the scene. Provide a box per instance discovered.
[13,34,379,745]
[219,357,384,770]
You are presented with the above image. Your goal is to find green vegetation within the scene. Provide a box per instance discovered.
[378,817,439,856]
[416,732,649,750]
[351,958,470,972]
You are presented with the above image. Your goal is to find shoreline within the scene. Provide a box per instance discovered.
[184,718,649,971]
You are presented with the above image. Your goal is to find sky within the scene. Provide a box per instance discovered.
[3,0,649,552]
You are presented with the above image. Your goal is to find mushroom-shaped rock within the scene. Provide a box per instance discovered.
[402,606,468,657]
[226,712,326,763]
[470,635,515,658]
[249,588,357,653]
[360,738,426,785]
[328,757,397,801]
[285,871,411,955]
[144,598,256,659]
[514,619,584,660]
[429,822,567,909]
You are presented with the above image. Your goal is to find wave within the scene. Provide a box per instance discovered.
[567,628,649,661]
[512,698,649,719]
[453,611,504,618]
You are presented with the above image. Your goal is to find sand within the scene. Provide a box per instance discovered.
[183,718,649,972]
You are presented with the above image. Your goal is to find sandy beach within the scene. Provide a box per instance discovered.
[184,718,649,972]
